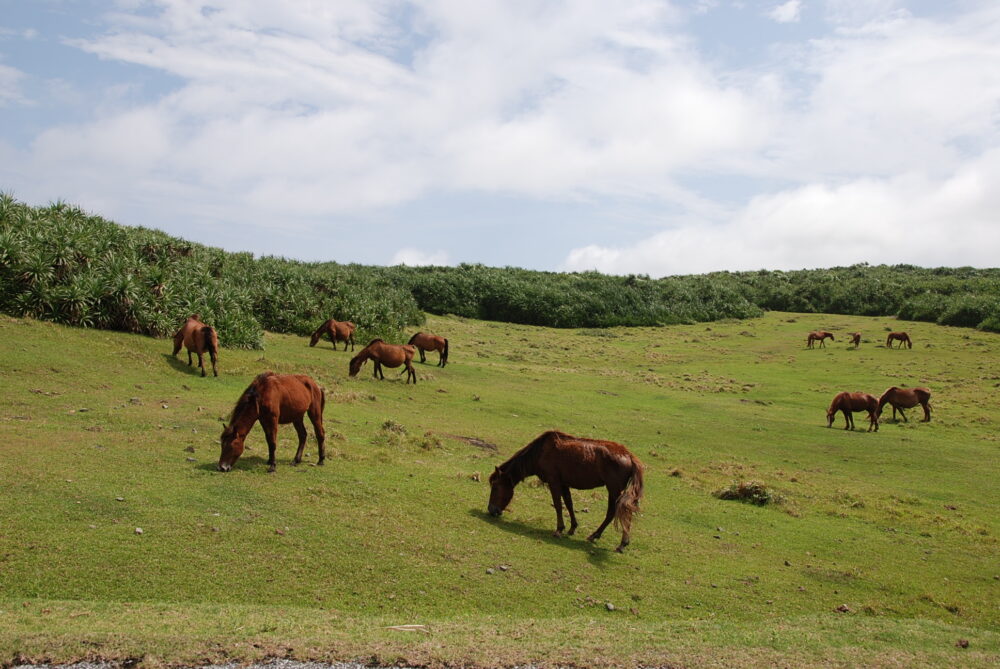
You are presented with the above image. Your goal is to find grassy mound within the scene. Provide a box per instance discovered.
[1,311,998,667]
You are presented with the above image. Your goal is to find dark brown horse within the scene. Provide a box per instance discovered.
[488,430,645,553]
[407,332,449,367]
[309,319,356,351]
[172,314,219,377]
[826,391,879,432]
[877,386,931,422]
[806,331,834,348]
[218,372,326,473]
[348,339,417,384]
[886,332,912,349]
[848,332,861,348]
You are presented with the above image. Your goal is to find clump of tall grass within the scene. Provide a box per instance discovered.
[714,480,782,506]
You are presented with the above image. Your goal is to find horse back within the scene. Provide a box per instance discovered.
[537,431,640,490]
[256,373,322,423]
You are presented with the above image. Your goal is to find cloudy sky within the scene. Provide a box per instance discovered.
[1,0,998,276]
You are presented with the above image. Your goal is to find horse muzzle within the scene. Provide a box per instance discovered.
[217,462,232,472]
[488,505,502,517]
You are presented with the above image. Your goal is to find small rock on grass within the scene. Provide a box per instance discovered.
[134,527,143,535]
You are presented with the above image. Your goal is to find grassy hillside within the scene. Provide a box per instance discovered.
[1,312,998,667]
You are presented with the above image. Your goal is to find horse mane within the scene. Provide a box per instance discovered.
[365,338,384,347]
[228,372,272,422]
[499,431,566,484]
[407,333,420,345]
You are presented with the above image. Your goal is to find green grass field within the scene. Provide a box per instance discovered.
[1,312,998,668]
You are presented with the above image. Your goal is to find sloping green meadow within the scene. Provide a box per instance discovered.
[1,312,997,667]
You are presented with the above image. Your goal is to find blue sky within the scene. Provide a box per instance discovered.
[2,1,998,276]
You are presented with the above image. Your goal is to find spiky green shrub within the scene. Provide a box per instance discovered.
[0,194,423,349]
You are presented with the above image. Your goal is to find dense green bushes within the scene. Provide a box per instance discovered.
[2,195,998,341]
[0,195,423,348]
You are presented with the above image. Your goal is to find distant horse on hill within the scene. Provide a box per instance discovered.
[826,391,879,432]
[806,331,835,348]
[848,332,861,348]
[309,319,356,351]
[488,430,644,553]
[408,332,449,367]
[172,314,219,377]
[877,386,931,423]
[349,339,417,384]
[218,372,326,473]
[886,332,912,349]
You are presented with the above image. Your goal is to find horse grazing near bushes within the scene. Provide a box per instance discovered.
[349,339,417,384]
[877,386,932,423]
[407,332,449,367]
[806,331,834,348]
[218,372,326,473]
[488,430,645,553]
[826,391,879,432]
[848,332,861,348]
[886,332,912,349]
[172,314,219,377]
[309,319,356,351]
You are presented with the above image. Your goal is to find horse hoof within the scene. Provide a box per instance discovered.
[267,467,276,474]
[552,531,563,538]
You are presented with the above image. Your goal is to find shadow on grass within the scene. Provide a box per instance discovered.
[163,352,210,377]
[195,454,325,474]
[468,508,615,567]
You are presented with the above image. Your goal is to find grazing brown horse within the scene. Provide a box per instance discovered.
[408,332,449,367]
[488,430,645,553]
[848,332,861,348]
[172,314,219,377]
[218,372,326,473]
[826,391,879,432]
[309,319,356,351]
[886,332,912,349]
[806,331,835,348]
[877,386,931,423]
[349,339,417,384]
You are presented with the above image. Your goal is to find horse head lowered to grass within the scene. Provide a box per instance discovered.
[348,339,417,384]
[218,372,326,473]
[172,314,219,377]
[488,430,644,553]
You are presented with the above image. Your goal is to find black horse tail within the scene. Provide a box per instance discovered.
[408,332,420,345]
[202,326,216,356]
[613,457,645,535]
[442,338,449,366]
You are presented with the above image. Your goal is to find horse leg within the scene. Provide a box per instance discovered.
[438,350,445,367]
[867,410,878,432]
[562,488,578,535]
[187,350,193,366]
[844,410,854,430]
[290,418,308,465]
[260,415,280,473]
[407,362,416,384]
[197,352,206,377]
[309,407,325,465]
[418,348,426,363]
[587,488,620,543]
[921,401,931,422]
[374,361,383,379]
[548,483,566,537]
[172,333,183,357]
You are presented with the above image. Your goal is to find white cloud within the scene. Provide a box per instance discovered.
[768,1,802,24]
[391,247,450,266]
[564,148,1000,276]
[6,1,1000,271]
[0,63,26,106]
